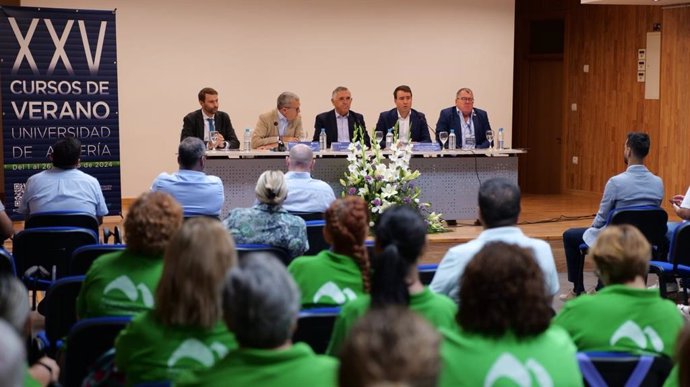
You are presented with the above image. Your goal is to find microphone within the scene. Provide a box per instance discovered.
[272,121,285,152]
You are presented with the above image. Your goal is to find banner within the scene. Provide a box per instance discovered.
[0,6,120,219]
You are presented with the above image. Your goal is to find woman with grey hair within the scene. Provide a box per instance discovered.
[177,253,337,387]
[223,170,308,259]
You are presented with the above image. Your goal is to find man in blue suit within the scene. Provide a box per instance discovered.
[375,85,431,148]
[435,88,492,149]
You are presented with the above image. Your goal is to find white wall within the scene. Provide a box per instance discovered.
[24,0,515,198]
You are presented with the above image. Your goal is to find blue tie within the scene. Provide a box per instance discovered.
[207,118,215,133]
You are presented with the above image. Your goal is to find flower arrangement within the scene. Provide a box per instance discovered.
[340,125,446,233]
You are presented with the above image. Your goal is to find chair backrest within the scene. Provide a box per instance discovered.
[0,247,16,276]
[608,206,668,259]
[418,263,438,285]
[236,244,293,266]
[62,316,132,387]
[70,244,126,275]
[289,211,325,221]
[292,307,340,354]
[182,211,220,221]
[304,220,329,256]
[13,227,99,282]
[42,275,85,352]
[577,351,672,387]
[25,211,100,235]
[668,221,690,268]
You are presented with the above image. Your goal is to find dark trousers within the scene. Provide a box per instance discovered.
[563,227,588,294]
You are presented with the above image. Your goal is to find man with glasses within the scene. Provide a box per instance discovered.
[252,91,304,149]
[313,86,370,148]
[375,85,431,148]
[435,88,492,149]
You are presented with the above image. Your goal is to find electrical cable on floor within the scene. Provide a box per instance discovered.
[449,213,596,228]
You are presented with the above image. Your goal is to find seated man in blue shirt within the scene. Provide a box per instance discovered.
[282,144,335,213]
[18,136,109,223]
[151,137,224,217]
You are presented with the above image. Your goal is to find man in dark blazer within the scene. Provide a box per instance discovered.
[375,85,431,148]
[435,88,491,149]
[313,86,370,147]
[180,87,240,149]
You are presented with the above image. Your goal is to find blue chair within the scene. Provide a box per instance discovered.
[649,221,690,300]
[70,244,126,275]
[418,263,438,285]
[236,244,293,266]
[13,227,98,308]
[576,206,668,294]
[305,220,329,256]
[41,275,85,354]
[292,307,340,354]
[62,315,132,387]
[183,211,220,221]
[577,351,672,387]
[0,247,16,275]
[25,211,122,244]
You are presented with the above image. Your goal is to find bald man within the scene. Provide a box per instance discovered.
[282,144,335,213]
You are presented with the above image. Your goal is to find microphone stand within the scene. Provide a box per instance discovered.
[272,121,286,152]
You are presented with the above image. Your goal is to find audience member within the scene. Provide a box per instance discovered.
[288,196,370,307]
[666,187,690,242]
[115,218,237,384]
[0,274,60,387]
[561,132,664,299]
[180,87,240,149]
[435,88,491,149]
[327,205,456,355]
[0,319,25,387]
[18,136,108,222]
[554,225,683,358]
[77,191,183,318]
[224,170,308,259]
[664,325,690,387]
[338,306,441,387]
[430,177,559,304]
[375,85,431,147]
[439,242,582,387]
[252,92,304,149]
[282,144,336,213]
[151,137,224,216]
[177,253,338,387]
[0,202,14,241]
[313,86,370,147]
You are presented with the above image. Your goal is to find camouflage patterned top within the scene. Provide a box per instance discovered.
[223,203,308,258]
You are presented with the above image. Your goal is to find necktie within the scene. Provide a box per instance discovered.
[207,118,215,133]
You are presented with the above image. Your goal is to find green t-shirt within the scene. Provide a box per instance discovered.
[663,365,679,387]
[553,285,684,358]
[77,250,163,318]
[439,325,584,387]
[288,250,366,308]
[175,342,338,387]
[24,369,41,387]
[326,287,457,356]
[115,310,237,386]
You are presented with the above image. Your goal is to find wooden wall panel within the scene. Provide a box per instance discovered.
[658,7,690,204]
[564,5,662,195]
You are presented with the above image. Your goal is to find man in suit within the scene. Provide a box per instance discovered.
[180,87,240,149]
[252,91,304,150]
[313,86,370,147]
[435,88,491,149]
[375,85,431,148]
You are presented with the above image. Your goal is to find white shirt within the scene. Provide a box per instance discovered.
[397,110,411,141]
[430,226,559,303]
[681,186,690,208]
[282,171,336,213]
[277,111,289,136]
[457,108,475,148]
[336,112,350,142]
[18,168,109,217]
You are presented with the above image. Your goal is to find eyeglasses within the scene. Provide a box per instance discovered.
[458,97,474,103]
[285,106,301,113]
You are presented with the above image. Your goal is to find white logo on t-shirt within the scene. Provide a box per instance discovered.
[103,275,154,307]
[610,320,663,352]
[313,281,357,304]
[167,339,228,368]
[484,353,553,387]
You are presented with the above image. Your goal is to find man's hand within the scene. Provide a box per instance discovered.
[29,357,60,386]
[282,136,299,143]
[211,132,226,149]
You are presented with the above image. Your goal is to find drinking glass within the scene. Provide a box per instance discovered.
[439,131,449,150]
[374,131,384,145]
[485,129,494,151]
[209,132,220,150]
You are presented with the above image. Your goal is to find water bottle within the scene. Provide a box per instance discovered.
[497,127,505,150]
[319,128,327,151]
[243,128,251,151]
[448,129,456,150]
[385,128,394,149]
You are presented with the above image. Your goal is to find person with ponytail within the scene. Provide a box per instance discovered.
[326,205,457,355]
[223,170,308,258]
[288,196,371,308]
